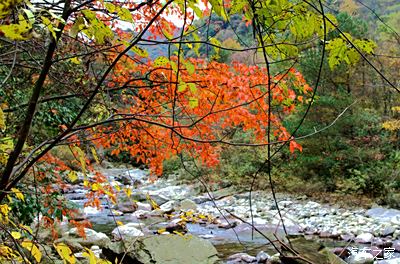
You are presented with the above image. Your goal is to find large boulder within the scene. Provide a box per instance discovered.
[102,235,220,264]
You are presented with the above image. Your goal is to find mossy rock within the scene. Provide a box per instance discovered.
[102,235,220,264]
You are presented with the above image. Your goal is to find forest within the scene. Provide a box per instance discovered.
[0,0,399,263]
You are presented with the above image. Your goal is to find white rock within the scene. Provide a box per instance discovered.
[348,252,374,264]
[356,233,374,243]
[137,202,152,211]
[112,224,144,240]
[132,210,150,218]
[391,215,400,226]
[159,200,176,213]
[66,228,110,248]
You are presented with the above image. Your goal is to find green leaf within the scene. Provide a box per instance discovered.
[188,83,197,93]
[104,3,116,13]
[188,97,198,108]
[178,82,187,92]
[131,46,148,58]
[209,0,227,20]
[153,56,169,67]
[184,60,195,75]
[118,7,133,22]
[81,9,114,44]
[69,17,85,38]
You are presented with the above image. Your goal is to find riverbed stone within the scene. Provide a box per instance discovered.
[64,228,111,248]
[256,251,270,263]
[111,223,144,240]
[137,202,152,211]
[356,233,374,244]
[348,252,374,264]
[102,235,219,264]
[178,199,197,211]
[159,200,176,213]
[116,201,138,213]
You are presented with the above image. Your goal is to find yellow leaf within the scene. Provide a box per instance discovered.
[131,46,148,58]
[82,248,97,264]
[69,57,81,64]
[146,193,159,210]
[41,16,58,40]
[11,231,21,239]
[124,187,132,198]
[116,221,123,226]
[83,180,90,187]
[21,240,42,263]
[67,171,78,183]
[0,14,32,40]
[0,107,5,131]
[54,243,76,264]
[91,183,101,191]
[11,188,24,202]
[157,228,166,234]
[74,146,87,175]
[19,224,33,235]
[90,147,100,164]
[173,231,184,236]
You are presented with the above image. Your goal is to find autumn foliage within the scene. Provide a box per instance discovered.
[89,55,312,176]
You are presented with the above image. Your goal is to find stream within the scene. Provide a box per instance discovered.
[64,166,400,263]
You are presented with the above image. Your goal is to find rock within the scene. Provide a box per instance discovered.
[394,230,400,239]
[377,258,400,264]
[392,240,400,252]
[227,253,256,263]
[216,219,238,229]
[256,251,270,263]
[356,233,374,244]
[178,199,197,211]
[102,235,219,264]
[159,200,176,214]
[116,201,138,213]
[267,254,281,264]
[150,194,170,207]
[348,252,374,264]
[280,237,347,264]
[341,234,355,242]
[132,210,150,219]
[252,218,268,226]
[64,228,111,248]
[366,207,400,222]
[137,202,152,211]
[111,223,144,240]
[382,226,396,237]
[391,215,400,226]
[115,168,147,185]
[193,195,210,204]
